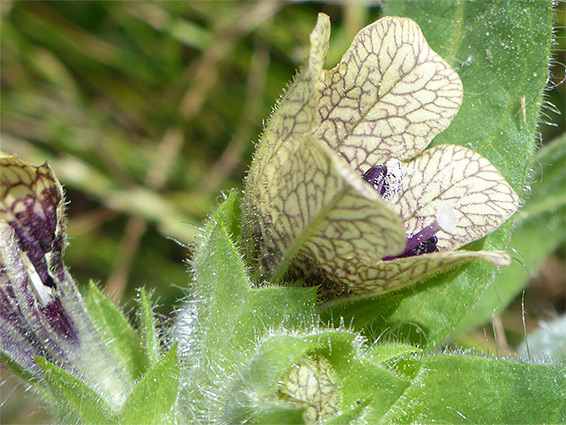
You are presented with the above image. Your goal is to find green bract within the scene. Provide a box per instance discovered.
[243,14,519,302]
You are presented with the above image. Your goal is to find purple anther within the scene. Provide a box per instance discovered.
[402,221,442,255]
[382,229,439,260]
[383,206,458,261]
[398,235,439,258]
[362,160,404,201]
[362,165,388,195]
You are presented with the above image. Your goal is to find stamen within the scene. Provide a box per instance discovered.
[362,159,404,201]
[435,205,458,231]
[384,206,459,260]
[362,165,387,194]
[383,159,403,201]
[403,221,442,254]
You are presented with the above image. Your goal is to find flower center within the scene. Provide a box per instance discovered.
[363,163,459,260]
[362,159,403,201]
[383,227,440,260]
[386,205,458,260]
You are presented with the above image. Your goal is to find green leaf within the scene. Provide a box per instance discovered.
[456,134,566,332]
[176,193,317,421]
[36,356,119,424]
[211,189,242,241]
[333,349,410,423]
[241,403,306,425]
[223,329,369,424]
[119,344,180,425]
[323,0,553,347]
[223,334,318,424]
[324,400,371,425]
[367,342,422,363]
[136,287,161,367]
[86,283,147,380]
[518,134,566,222]
[190,197,317,365]
[0,352,38,386]
[381,354,566,424]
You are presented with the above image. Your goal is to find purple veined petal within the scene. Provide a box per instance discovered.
[315,17,463,172]
[0,155,82,375]
[394,145,520,251]
[0,154,134,408]
[242,14,518,303]
[320,249,512,304]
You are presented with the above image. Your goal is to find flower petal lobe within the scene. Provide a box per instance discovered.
[323,250,511,300]
[315,17,463,172]
[260,136,406,283]
[395,145,520,251]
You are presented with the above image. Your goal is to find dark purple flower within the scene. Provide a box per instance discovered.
[0,154,129,407]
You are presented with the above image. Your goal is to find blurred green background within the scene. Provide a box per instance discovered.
[1,1,564,423]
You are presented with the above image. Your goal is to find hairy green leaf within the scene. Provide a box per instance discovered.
[86,283,147,380]
[457,134,566,332]
[119,344,180,425]
[36,356,119,424]
[175,192,317,422]
[381,354,566,424]
[136,287,161,368]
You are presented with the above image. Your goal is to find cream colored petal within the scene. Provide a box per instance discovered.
[244,14,331,254]
[0,154,65,243]
[253,135,406,283]
[315,16,462,173]
[0,153,64,217]
[321,250,511,300]
[393,144,519,251]
[246,13,330,195]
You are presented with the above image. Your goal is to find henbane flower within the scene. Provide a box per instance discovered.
[243,14,519,302]
[0,153,131,407]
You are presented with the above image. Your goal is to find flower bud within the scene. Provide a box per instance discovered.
[0,154,131,408]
